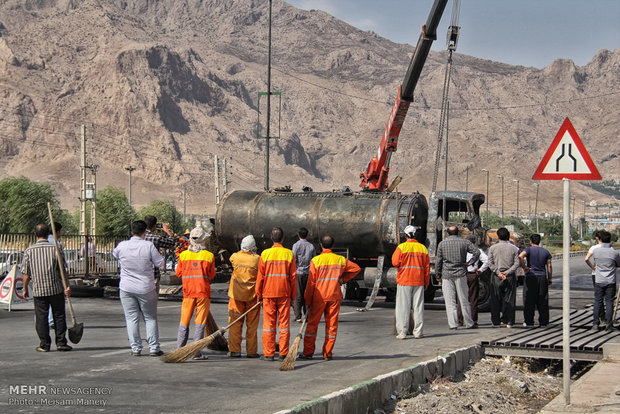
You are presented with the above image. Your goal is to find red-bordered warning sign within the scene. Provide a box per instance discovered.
[532,117,601,180]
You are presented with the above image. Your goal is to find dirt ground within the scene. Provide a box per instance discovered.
[378,357,594,414]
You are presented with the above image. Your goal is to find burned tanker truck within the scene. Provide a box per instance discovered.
[215,189,486,303]
[215,0,489,303]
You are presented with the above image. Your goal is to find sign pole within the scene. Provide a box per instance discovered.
[562,178,571,406]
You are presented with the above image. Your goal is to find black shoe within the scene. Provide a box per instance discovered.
[36,346,50,353]
[605,325,614,332]
[298,354,313,360]
[591,325,600,331]
[278,355,287,361]
[149,350,164,357]
[324,356,333,361]
[227,352,242,358]
[260,356,275,361]
[57,345,73,352]
[246,353,260,358]
[130,351,141,357]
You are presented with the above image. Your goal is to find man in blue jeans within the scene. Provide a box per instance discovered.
[113,220,165,356]
[586,230,619,332]
[519,234,552,327]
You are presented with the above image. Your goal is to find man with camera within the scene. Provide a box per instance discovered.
[144,215,178,291]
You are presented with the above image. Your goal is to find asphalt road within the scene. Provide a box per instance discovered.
[0,255,614,413]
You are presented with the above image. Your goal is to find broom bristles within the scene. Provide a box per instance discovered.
[205,312,229,351]
[162,332,218,363]
[279,334,302,371]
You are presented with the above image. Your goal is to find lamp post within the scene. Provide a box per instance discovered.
[513,179,520,219]
[497,174,504,219]
[534,183,539,233]
[482,169,489,224]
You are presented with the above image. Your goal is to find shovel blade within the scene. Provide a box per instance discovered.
[68,323,84,344]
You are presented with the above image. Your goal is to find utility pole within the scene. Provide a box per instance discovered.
[125,166,135,208]
[482,169,489,225]
[80,125,87,236]
[223,158,228,194]
[183,183,187,222]
[465,165,469,192]
[497,174,504,219]
[214,155,220,205]
[264,0,273,191]
[534,183,540,233]
[89,164,98,237]
[125,166,135,236]
[513,179,520,219]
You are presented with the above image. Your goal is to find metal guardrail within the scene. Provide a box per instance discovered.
[0,233,126,278]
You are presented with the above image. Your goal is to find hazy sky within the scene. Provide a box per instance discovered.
[287,0,620,69]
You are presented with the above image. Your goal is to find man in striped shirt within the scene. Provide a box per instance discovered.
[22,224,72,352]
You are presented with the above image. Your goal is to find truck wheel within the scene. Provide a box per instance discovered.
[344,282,367,302]
[424,285,436,303]
[477,270,492,312]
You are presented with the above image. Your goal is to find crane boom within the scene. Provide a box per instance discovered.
[360,0,448,191]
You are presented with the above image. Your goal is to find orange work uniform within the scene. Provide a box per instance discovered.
[227,250,260,355]
[391,238,430,287]
[256,243,296,358]
[302,249,361,359]
[175,249,215,349]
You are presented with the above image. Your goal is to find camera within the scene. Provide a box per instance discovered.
[156,223,163,229]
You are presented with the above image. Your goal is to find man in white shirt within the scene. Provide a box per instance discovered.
[113,220,164,356]
[584,231,604,324]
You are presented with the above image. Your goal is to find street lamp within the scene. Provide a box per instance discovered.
[534,183,539,233]
[497,174,504,219]
[482,169,489,224]
[513,179,520,218]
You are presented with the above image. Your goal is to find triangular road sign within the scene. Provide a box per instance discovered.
[532,117,601,180]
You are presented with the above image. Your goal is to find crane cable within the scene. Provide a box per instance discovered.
[431,0,460,193]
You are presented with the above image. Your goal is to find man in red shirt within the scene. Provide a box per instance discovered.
[300,235,361,361]
[256,227,296,361]
[391,226,430,339]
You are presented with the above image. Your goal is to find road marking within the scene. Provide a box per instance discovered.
[157,304,181,309]
[90,341,177,358]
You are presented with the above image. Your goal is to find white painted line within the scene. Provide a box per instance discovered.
[90,341,177,358]
[157,304,181,309]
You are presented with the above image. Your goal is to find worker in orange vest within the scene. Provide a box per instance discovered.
[391,225,430,339]
[256,227,297,361]
[175,227,215,360]
[227,235,260,358]
[300,235,361,361]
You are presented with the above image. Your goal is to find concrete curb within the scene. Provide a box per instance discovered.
[275,345,483,414]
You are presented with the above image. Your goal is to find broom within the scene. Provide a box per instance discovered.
[205,311,229,351]
[279,313,308,371]
[162,301,261,363]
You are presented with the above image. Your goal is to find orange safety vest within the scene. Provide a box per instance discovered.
[305,249,361,303]
[256,243,296,300]
[228,250,259,302]
[176,249,216,298]
[391,239,430,287]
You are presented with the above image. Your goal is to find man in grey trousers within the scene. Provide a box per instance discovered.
[487,227,521,328]
[436,226,480,330]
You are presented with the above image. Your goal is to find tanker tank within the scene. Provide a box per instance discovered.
[215,190,428,261]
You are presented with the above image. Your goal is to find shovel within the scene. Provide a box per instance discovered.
[47,203,84,344]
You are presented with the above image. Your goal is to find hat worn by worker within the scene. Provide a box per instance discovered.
[240,235,257,253]
[183,228,191,236]
[189,227,208,252]
[404,225,419,238]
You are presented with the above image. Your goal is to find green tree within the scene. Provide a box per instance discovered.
[0,176,71,233]
[96,187,136,237]
[139,200,186,234]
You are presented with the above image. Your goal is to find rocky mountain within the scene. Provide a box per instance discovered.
[0,0,618,215]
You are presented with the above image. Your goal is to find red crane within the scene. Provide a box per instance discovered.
[360,0,449,191]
